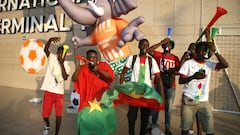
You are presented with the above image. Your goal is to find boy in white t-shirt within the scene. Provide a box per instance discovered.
[178,41,228,135]
[120,39,165,135]
[41,37,70,135]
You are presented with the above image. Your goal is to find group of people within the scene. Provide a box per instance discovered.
[39,27,228,135]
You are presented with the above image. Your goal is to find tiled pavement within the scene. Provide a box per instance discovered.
[0,86,240,135]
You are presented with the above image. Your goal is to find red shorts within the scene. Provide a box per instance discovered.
[42,91,64,117]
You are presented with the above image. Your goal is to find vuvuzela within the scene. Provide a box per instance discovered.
[196,7,227,43]
[211,27,219,39]
[62,45,69,58]
[167,27,172,38]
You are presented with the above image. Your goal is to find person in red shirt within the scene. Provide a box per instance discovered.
[71,49,115,134]
[72,49,114,111]
[148,38,180,135]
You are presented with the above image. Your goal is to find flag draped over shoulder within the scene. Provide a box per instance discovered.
[74,63,116,135]
[74,63,114,111]
[74,62,163,135]
[101,82,165,111]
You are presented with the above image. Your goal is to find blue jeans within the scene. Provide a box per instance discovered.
[164,87,175,129]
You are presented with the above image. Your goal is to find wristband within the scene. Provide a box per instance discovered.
[208,39,213,43]
[214,50,218,54]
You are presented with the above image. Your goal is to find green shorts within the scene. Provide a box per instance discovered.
[181,95,214,134]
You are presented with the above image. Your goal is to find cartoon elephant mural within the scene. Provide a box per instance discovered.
[58,0,145,62]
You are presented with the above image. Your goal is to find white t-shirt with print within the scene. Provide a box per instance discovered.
[125,55,160,87]
[178,59,217,101]
[40,53,70,95]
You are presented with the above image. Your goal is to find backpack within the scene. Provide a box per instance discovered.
[131,55,153,79]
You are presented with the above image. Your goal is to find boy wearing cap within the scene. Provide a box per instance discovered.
[147,38,180,135]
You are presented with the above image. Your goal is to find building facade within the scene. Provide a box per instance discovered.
[0,0,239,112]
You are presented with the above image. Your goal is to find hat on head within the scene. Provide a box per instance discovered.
[170,40,175,49]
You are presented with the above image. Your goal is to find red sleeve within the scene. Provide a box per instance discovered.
[154,51,162,58]
[153,51,162,66]
[74,65,112,111]
[174,55,180,69]
[97,62,115,84]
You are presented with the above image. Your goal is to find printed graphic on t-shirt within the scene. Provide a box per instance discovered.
[160,58,176,72]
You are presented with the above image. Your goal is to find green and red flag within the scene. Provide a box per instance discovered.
[74,63,163,135]
[76,102,116,135]
[101,82,165,111]
[73,63,116,135]
[74,63,114,111]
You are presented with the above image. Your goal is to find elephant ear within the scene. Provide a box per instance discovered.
[111,0,138,17]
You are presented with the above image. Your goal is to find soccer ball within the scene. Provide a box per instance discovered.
[70,90,80,109]
[19,39,47,74]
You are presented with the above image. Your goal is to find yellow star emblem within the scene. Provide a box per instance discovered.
[197,90,202,96]
[88,98,102,113]
[126,89,143,99]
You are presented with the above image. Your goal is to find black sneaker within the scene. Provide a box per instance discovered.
[165,128,172,135]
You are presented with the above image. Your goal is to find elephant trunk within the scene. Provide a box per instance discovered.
[88,1,104,17]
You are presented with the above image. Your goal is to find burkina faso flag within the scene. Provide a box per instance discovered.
[73,63,116,135]
[76,103,116,135]
[100,81,165,111]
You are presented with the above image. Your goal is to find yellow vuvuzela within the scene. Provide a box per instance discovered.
[62,45,69,58]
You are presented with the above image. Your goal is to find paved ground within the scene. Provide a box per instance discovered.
[0,86,240,135]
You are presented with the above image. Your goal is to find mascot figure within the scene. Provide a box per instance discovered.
[58,0,144,62]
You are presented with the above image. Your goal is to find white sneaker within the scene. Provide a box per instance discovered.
[189,129,194,135]
[151,127,165,135]
[42,126,49,135]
